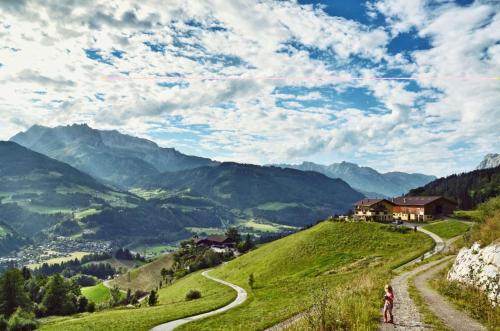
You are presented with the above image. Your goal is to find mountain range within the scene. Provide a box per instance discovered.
[10,124,216,188]
[1,125,366,254]
[140,162,364,226]
[476,153,500,170]
[275,161,436,197]
[2,123,497,259]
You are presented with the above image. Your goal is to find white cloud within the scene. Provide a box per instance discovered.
[0,0,498,176]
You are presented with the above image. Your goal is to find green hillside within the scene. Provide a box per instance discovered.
[422,220,470,239]
[40,221,433,331]
[0,141,189,245]
[0,221,28,255]
[81,283,125,304]
[140,163,364,226]
[110,254,174,292]
[40,271,235,331]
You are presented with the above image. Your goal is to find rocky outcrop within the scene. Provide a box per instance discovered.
[448,242,500,306]
[476,153,500,170]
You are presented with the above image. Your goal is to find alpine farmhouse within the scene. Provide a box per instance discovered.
[353,196,457,222]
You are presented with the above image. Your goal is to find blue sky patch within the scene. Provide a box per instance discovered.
[387,27,433,55]
[84,48,113,65]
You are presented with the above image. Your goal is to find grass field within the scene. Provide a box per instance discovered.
[185,227,224,235]
[240,219,297,233]
[131,244,176,258]
[40,271,236,331]
[27,251,90,269]
[176,221,433,331]
[81,283,124,304]
[255,202,301,211]
[422,220,470,239]
[110,254,174,292]
[74,208,102,220]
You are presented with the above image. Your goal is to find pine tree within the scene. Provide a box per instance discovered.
[0,269,31,317]
[148,290,158,306]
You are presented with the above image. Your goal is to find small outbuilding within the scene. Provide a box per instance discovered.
[194,235,236,249]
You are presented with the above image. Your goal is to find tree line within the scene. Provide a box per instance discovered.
[409,165,500,209]
[0,267,95,330]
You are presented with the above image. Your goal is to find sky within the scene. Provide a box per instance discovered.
[0,0,499,176]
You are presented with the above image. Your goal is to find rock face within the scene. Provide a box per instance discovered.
[448,242,500,306]
[476,153,500,170]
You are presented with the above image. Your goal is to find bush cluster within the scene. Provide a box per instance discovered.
[185,290,201,301]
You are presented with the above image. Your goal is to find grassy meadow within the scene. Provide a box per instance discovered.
[110,254,174,292]
[81,283,124,304]
[27,251,89,269]
[177,221,433,331]
[422,220,470,239]
[40,271,236,331]
[40,221,434,331]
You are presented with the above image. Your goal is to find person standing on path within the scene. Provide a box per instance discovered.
[383,284,394,324]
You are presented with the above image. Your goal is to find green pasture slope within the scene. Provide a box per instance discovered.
[40,271,235,331]
[422,220,470,239]
[177,221,434,331]
[81,283,124,304]
[41,221,433,331]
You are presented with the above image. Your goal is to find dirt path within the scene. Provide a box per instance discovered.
[414,260,487,331]
[379,256,453,331]
[150,269,247,331]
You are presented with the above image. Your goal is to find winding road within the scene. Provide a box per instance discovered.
[150,269,248,331]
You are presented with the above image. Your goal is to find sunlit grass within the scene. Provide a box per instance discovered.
[422,220,470,239]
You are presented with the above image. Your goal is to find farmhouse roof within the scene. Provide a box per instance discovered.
[195,235,233,244]
[354,198,395,206]
[391,196,456,206]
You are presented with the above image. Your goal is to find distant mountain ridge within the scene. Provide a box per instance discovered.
[275,161,436,197]
[0,141,188,244]
[476,153,500,170]
[139,162,364,226]
[10,124,217,187]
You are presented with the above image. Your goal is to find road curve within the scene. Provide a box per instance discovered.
[150,269,248,331]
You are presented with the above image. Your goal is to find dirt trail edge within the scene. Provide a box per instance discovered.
[149,269,247,331]
[414,260,486,331]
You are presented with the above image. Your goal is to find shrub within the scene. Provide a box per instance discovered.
[87,301,95,313]
[185,290,201,301]
[71,274,98,287]
[248,273,255,289]
[148,290,158,306]
[77,296,88,313]
[386,225,410,234]
[0,315,7,331]
[6,308,38,331]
